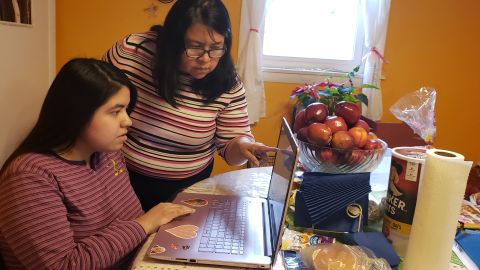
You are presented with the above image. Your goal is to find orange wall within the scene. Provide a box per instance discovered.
[57,0,480,175]
[381,0,480,162]
[56,0,240,68]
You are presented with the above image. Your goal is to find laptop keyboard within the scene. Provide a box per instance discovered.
[198,199,247,255]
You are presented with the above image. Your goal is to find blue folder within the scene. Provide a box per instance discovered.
[455,229,480,269]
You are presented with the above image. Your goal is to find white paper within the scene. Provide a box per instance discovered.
[403,149,473,270]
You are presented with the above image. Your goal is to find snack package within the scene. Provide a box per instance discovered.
[471,192,480,205]
[299,243,391,270]
[389,87,436,145]
[281,228,335,251]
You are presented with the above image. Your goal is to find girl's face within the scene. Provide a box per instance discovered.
[77,86,132,153]
[179,23,225,79]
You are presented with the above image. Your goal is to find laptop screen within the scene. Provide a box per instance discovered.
[266,118,299,259]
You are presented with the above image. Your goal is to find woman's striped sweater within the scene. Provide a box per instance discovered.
[103,31,253,180]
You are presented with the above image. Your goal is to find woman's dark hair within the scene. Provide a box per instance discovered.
[0,58,137,175]
[151,0,237,106]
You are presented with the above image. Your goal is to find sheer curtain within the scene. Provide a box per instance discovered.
[238,0,390,122]
[361,0,391,121]
[237,0,268,124]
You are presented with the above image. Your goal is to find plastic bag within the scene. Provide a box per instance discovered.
[389,87,436,144]
[299,243,391,270]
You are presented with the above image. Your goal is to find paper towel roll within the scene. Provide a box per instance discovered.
[403,149,473,270]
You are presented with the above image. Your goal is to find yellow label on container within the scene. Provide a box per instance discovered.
[384,215,412,236]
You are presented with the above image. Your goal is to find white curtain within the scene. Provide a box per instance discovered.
[361,0,391,121]
[237,0,268,124]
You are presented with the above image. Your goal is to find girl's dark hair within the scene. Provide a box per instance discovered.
[0,58,137,175]
[150,0,237,106]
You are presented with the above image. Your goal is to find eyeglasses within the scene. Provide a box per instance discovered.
[184,47,226,59]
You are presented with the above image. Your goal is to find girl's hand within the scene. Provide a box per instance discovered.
[135,203,195,234]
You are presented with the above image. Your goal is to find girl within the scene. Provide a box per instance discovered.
[0,58,194,269]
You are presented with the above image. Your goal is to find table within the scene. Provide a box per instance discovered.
[130,151,471,270]
[131,166,286,270]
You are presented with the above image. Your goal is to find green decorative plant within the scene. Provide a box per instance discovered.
[290,65,377,114]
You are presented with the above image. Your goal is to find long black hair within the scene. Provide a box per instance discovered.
[0,58,137,176]
[151,0,237,106]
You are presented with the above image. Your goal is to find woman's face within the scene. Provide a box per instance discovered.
[179,23,225,79]
[77,86,132,153]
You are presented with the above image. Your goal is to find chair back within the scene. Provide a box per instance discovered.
[0,253,6,270]
[373,122,426,148]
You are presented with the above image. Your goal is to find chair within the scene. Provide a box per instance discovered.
[373,122,427,148]
[0,254,6,270]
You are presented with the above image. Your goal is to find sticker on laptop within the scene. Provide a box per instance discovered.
[165,224,199,239]
[150,245,166,255]
[181,198,208,207]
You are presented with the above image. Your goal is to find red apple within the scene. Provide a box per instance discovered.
[348,127,368,148]
[305,102,329,124]
[316,148,337,163]
[293,109,307,133]
[334,101,361,125]
[297,127,309,142]
[367,132,378,140]
[324,116,348,134]
[345,150,367,166]
[331,130,354,150]
[354,119,371,132]
[306,123,332,146]
[364,138,383,150]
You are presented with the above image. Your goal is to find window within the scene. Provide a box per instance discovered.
[262,0,365,83]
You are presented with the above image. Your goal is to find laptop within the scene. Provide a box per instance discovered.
[147,117,299,268]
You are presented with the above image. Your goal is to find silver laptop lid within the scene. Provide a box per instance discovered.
[266,117,299,265]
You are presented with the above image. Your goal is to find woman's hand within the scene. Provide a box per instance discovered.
[135,203,195,234]
[223,136,277,167]
[239,141,278,167]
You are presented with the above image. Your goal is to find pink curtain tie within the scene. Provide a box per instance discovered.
[249,28,259,33]
[363,46,389,63]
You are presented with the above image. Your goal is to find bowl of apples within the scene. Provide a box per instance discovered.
[294,101,387,173]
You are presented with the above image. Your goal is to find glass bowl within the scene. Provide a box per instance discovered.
[298,138,387,173]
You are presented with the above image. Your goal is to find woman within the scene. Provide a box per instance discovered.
[0,58,194,269]
[103,0,276,211]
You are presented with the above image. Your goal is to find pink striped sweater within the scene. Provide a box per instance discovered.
[103,32,253,179]
[0,151,146,269]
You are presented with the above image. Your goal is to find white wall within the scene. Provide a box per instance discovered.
[0,0,55,166]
